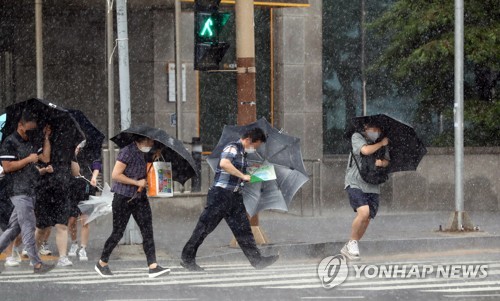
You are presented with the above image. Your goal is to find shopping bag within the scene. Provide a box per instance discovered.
[147,161,174,197]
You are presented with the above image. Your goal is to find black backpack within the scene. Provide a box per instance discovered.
[350,147,389,185]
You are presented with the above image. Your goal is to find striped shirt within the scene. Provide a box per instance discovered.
[112,143,147,198]
[213,140,247,192]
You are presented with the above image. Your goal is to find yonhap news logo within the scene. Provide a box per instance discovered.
[317,254,488,289]
[317,255,349,288]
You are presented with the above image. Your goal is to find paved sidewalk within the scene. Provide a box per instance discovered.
[70,208,500,265]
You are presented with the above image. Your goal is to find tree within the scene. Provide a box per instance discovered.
[367,0,500,145]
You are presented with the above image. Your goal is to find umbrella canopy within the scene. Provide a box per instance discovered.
[351,114,427,173]
[207,118,309,216]
[68,109,105,163]
[110,125,198,185]
[1,98,85,163]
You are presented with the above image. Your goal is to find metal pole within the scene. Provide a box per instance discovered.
[35,0,43,98]
[175,0,182,140]
[454,0,464,228]
[116,0,140,244]
[360,0,367,116]
[116,0,132,130]
[106,0,115,185]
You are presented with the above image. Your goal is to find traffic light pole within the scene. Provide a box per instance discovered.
[233,0,269,246]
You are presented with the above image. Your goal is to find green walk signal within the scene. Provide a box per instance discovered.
[200,18,214,37]
[194,0,231,71]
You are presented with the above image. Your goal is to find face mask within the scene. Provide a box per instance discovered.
[140,146,152,153]
[25,129,38,141]
[366,131,380,142]
[245,147,256,154]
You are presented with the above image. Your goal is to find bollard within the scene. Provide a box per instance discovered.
[191,137,202,192]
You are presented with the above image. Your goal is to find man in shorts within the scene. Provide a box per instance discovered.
[342,122,389,260]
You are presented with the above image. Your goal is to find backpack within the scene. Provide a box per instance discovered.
[350,147,389,185]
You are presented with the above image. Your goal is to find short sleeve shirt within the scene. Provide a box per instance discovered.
[0,132,41,197]
[111,143,147,198]
[213,140,247,191]
[344,132,382,194]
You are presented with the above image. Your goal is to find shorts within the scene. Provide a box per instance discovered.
[0,199,14,232]
[346,186,379,219]
[35,182,71,228]
[68,177,96,218]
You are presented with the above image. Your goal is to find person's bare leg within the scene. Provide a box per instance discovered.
[68,216,78,242]
[55,224,69,257]
[80,215,89,248]
[350,205,371,241]
[35,227,51,249]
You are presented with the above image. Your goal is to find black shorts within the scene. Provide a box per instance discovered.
[68,177,96,218]
[35,180,71,228]
[0,198,14,232]
[346,186,380,219]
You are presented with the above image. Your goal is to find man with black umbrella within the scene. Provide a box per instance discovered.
[0,110,55,273]
[181,127,279,271]
[342,122,390,261]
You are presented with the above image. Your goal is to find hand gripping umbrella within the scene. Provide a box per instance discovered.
[111,125,198,185]
[207,118,309,216]
[68,109,105,163]
[351,114,427,173]
[1,98,85,162]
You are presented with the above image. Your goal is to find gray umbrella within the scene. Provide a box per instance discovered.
[207,118,309,216]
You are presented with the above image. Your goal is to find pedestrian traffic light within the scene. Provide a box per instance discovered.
[194,0,230,71]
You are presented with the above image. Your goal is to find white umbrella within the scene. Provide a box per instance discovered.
[78,183,113,225]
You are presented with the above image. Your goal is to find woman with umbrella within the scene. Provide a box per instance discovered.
[94,135,170,278]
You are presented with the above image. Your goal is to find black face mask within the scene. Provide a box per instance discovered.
[24,129,38,141]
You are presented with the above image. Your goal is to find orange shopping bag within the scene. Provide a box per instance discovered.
[147,161,174,197]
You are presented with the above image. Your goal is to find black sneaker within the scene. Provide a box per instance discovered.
[254,255,279,270]
[95,262,113,278]
[180,260,205,272]
[148,265,171,278]
[34,263,56,274]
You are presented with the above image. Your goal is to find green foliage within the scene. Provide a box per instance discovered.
[368,0,500,146]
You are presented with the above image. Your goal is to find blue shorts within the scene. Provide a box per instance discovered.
[346,186,379,219]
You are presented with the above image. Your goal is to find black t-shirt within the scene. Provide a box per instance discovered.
[0,132,41,197]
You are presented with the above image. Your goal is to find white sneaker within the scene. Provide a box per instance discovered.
[341,240,361,260]
[68,243,79,257]
[21,248,28,258]
[4,257,20,267]
[39,243,52,256]
[78,248,88,261]
[12,249,22,262]
[57,256,73,267]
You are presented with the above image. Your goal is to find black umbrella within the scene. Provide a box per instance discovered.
[110,125,198,185]
[207,118,309,216]
[68,109,105,163]
[351,114,427,173]
[1,98,85,163]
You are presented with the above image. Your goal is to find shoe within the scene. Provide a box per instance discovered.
[12,249,22,263]
[21,248,28,258]
[57,256,73,267]
[254,255,279,270]
[68,243,78,257]
[148,265,171,278]
[341,240,361,261]
[39,243,52,256]
[180,260,205,272]
[4,257,20,267]
[78,248,88,261]
[95,262,113,278]
[34,263,55,274]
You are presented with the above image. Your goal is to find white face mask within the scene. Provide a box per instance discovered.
[245,147,256,154]
[140,146,152,153]
[366,131,380,142]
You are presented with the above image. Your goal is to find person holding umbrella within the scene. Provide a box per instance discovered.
[181,127,279,271]
[342,121,390,261]
[0,110,55,273]
[94,135,170,278]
